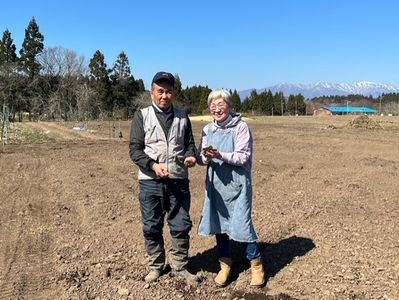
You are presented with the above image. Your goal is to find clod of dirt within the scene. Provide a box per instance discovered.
[323,124,338,130]
[346,115,383,129]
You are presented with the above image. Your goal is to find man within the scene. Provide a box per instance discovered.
[129,71,198,283]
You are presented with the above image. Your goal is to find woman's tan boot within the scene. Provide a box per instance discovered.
[250,258,265,287]
[214,257,232,286]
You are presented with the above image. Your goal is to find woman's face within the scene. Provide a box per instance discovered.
[210,98,230,122]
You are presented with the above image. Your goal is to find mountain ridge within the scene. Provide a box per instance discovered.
[238,81,399,100]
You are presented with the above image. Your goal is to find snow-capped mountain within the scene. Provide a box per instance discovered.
[239,81,399,100]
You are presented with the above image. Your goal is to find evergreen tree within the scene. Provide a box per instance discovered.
[135,79,145,92]
[230,89,241,112]
[273,92,286,115]
[112,51,131,78]
[19,17,44,78]
[89,50,111,116]
[174,74,185,107]
[182,85,211,114]
[249,89,260,113]
[110,51,137,118]
[174,74,182,94]
[258,91,272,114]
[0,29,20,119]
[240,98,250,113]
[287,94,306,115]
[264,90,274,115]
[89,50,109,80]
[0,29,17,67]
[287,94,297,115]
[197,87,211,114]
[296,94,306,115]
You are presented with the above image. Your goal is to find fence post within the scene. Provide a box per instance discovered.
[1,103,10,148]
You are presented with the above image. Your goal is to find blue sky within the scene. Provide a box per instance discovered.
[1,0,398,91]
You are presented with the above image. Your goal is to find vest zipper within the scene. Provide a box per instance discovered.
[165,120,173,172]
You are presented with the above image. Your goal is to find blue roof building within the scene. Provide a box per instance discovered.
[322,106,377,115]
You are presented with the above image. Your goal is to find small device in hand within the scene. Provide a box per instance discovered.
[203,145,214,152]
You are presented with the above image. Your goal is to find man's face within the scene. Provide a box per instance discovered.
[151,81,175,111]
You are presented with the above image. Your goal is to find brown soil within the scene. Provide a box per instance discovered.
[345,115,383,129]
[313,109,332,117]
[1,116,398,300]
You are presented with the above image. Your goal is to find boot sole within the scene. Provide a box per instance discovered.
[215,282,228,287]
[250,281,266,287]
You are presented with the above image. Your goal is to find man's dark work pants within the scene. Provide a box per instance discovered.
[139,179,192,271]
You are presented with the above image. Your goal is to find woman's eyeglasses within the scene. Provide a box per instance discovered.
[210,103,227,113]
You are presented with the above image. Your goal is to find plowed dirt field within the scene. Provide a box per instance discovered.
[1,116,398,300]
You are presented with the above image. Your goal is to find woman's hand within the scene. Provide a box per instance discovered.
[203,148,222,160]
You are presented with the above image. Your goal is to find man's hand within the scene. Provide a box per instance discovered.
[152,163,170,178]
[184,156,196,168]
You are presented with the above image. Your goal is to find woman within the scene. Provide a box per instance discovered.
[197,89,265,287]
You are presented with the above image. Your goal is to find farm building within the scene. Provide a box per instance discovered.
[321,106,377,115]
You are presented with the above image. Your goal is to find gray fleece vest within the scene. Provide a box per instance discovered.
[139,106,189,180]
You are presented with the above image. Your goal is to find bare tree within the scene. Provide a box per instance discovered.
[38,47,87,120]
[132,92,151,111]
[75,83,97,120]
[39,46,86,78]
[383,102,399,116]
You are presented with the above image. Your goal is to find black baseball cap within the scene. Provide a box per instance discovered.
[152,71,175,87]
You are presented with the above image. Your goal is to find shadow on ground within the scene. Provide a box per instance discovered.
[231,290,299,300]
[190,235,315,296]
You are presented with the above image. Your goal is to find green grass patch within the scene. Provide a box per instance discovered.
[16,126,52,143]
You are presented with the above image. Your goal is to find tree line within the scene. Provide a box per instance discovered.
[310,94,399,115]
[239,90,307,115]
[0,18,221,121]
[2,18,398,121]
[0,17,321,120]
[0,17,144,121]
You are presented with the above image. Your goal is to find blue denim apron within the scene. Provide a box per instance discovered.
[198,123,258,242]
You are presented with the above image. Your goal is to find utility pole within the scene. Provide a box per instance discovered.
[346,100,349,115]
